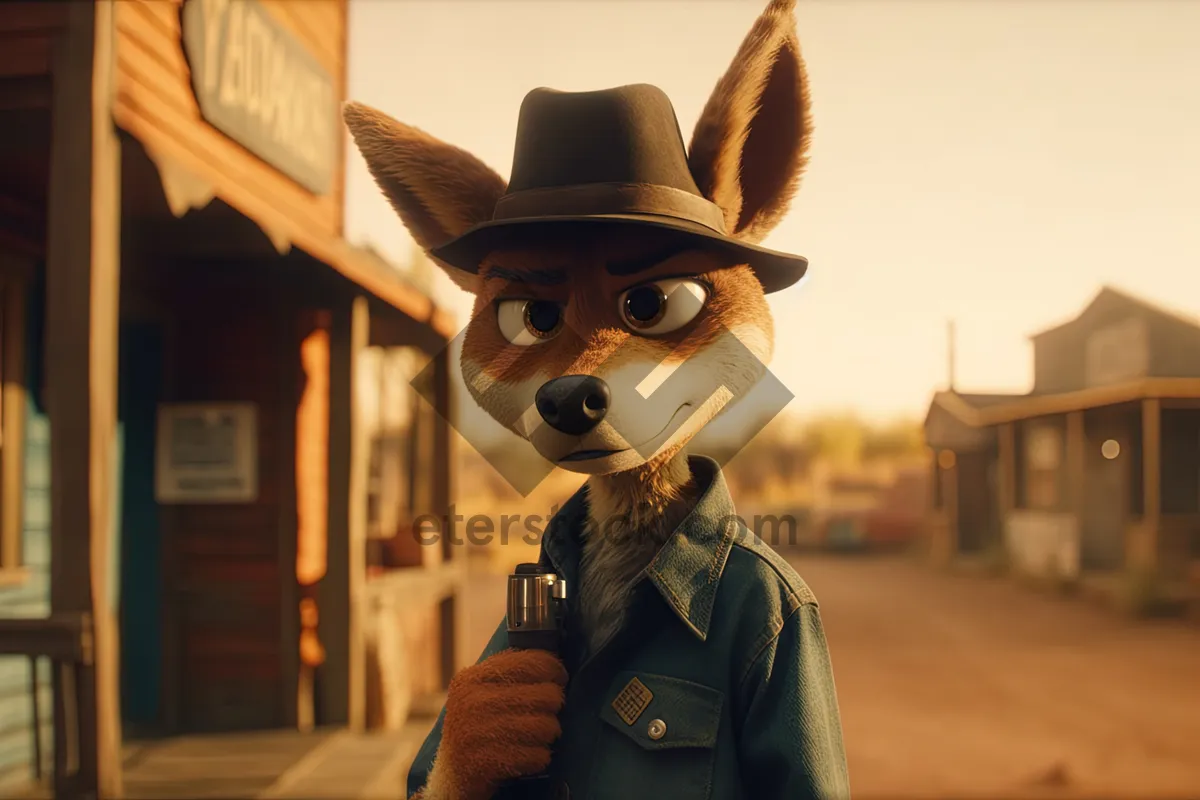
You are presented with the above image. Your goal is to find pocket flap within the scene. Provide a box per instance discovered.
[599,671,723,750]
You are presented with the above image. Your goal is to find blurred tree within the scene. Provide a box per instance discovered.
[724,412,924,491]
[800,413,865,467]
[722,410,810,484]
[861,419,926,460]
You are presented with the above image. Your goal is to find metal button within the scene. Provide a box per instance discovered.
[647,718,667,740]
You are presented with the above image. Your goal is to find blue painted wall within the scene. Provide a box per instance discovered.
[0,278,52,793]
[119,322,162,728]
[0,300,157,792]
[0,395,53,792]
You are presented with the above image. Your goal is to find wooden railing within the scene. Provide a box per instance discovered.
[0,613,96,800]
[360,562,464,730]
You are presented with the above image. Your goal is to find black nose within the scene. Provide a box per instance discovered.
[535,375,610,436]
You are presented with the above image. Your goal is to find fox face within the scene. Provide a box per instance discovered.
[456,227,774,474]
[345,0,811,477]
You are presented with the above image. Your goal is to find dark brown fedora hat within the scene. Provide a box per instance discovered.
[429,84,808,294]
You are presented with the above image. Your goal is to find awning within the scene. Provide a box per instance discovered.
[133,138,457,341]
[930,379,1200,428]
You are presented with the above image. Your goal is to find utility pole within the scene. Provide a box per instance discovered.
[947,319,957,392]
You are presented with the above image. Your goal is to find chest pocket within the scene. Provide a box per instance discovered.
[592,671,723,800]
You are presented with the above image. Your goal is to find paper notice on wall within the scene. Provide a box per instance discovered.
[155,403,258,504]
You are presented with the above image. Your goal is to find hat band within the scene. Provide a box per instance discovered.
[491,182,729,235]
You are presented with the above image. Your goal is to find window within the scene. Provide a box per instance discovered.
[362,346,446,571]
[364,347,424,549]
[0,275,27,576]
[1023,423,1062,511]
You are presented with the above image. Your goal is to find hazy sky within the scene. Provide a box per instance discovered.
[343,0,1200,423]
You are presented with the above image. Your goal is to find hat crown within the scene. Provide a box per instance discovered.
[507,84,704,197]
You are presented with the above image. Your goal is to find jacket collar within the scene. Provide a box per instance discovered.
[540,455,738,642]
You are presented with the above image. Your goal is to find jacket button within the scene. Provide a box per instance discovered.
[647,718,667,740]
[553,780,570,799]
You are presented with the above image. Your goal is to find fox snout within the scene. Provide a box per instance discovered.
[535,375,611,436]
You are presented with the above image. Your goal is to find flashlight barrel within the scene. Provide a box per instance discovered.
[500,564,568,798]
[506,564,567,652]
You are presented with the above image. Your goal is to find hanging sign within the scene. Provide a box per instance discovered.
[180,0,338,195]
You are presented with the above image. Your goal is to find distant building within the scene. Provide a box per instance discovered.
[923,286,1200,585]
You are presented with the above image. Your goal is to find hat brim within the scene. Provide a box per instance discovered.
[429,214,808,294]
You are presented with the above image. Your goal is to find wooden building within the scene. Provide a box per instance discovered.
[924,287,1200,588]
[0,1,463,796]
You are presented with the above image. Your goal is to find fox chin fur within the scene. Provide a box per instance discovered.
[344,0,813,790]
[577,451,694,655]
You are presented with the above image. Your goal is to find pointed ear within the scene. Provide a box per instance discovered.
[688,0,813,244]
[343,101,507,293]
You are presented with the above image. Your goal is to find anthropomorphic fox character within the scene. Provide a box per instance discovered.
[344,1,850,798]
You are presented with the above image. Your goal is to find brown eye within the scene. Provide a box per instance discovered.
[618,279,708,335]
[497,299,562,346]
[524,300,563,338]
[623,285,666,328]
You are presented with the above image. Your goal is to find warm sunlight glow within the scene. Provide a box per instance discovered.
[296,323,330,586]
[345,1,1200,423]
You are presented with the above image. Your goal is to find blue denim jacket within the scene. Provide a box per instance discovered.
[409,456,851,799]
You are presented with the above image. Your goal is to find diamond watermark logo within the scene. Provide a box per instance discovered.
[411,284,794,497]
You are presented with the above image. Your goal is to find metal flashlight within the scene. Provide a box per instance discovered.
[506,563,568,651]
[499,563,569,799]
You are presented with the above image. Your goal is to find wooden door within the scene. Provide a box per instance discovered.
[162,289,289,733]
[1083,428,1128,570]
[956,450,995,554]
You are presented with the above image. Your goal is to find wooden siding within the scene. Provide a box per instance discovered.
[112,0,346,239]
[923,403,993,452]
[1149,314,1200,381]
[955,448,999,554]
[0,3,66,109]
[1034,291,1200,396]
[0,390,53,792]
[1033,325,1085,395]
[162,282,290,732]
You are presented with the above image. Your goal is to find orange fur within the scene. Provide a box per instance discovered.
[462,227,767,385]
[419,649,567,800]
[451,226,772,481]
[342,102,504,292]
[688,0,813,243]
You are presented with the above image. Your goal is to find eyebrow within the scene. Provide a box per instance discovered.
[482,266,569,285]
[606,246,688,276]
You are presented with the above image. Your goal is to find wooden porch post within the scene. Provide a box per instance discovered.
[998,423,1016,514]
[1066,411,1086,513]
[319,295,369,731]
[431,347,460,683]
[1138,398,1162,572]
[44,0,122,796]
[925,448,937,511]
[996,423,1017,559]
[934,450,958,563]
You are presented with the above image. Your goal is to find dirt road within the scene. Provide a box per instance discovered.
[459,554,1200,798]
[796,553,1200,799]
